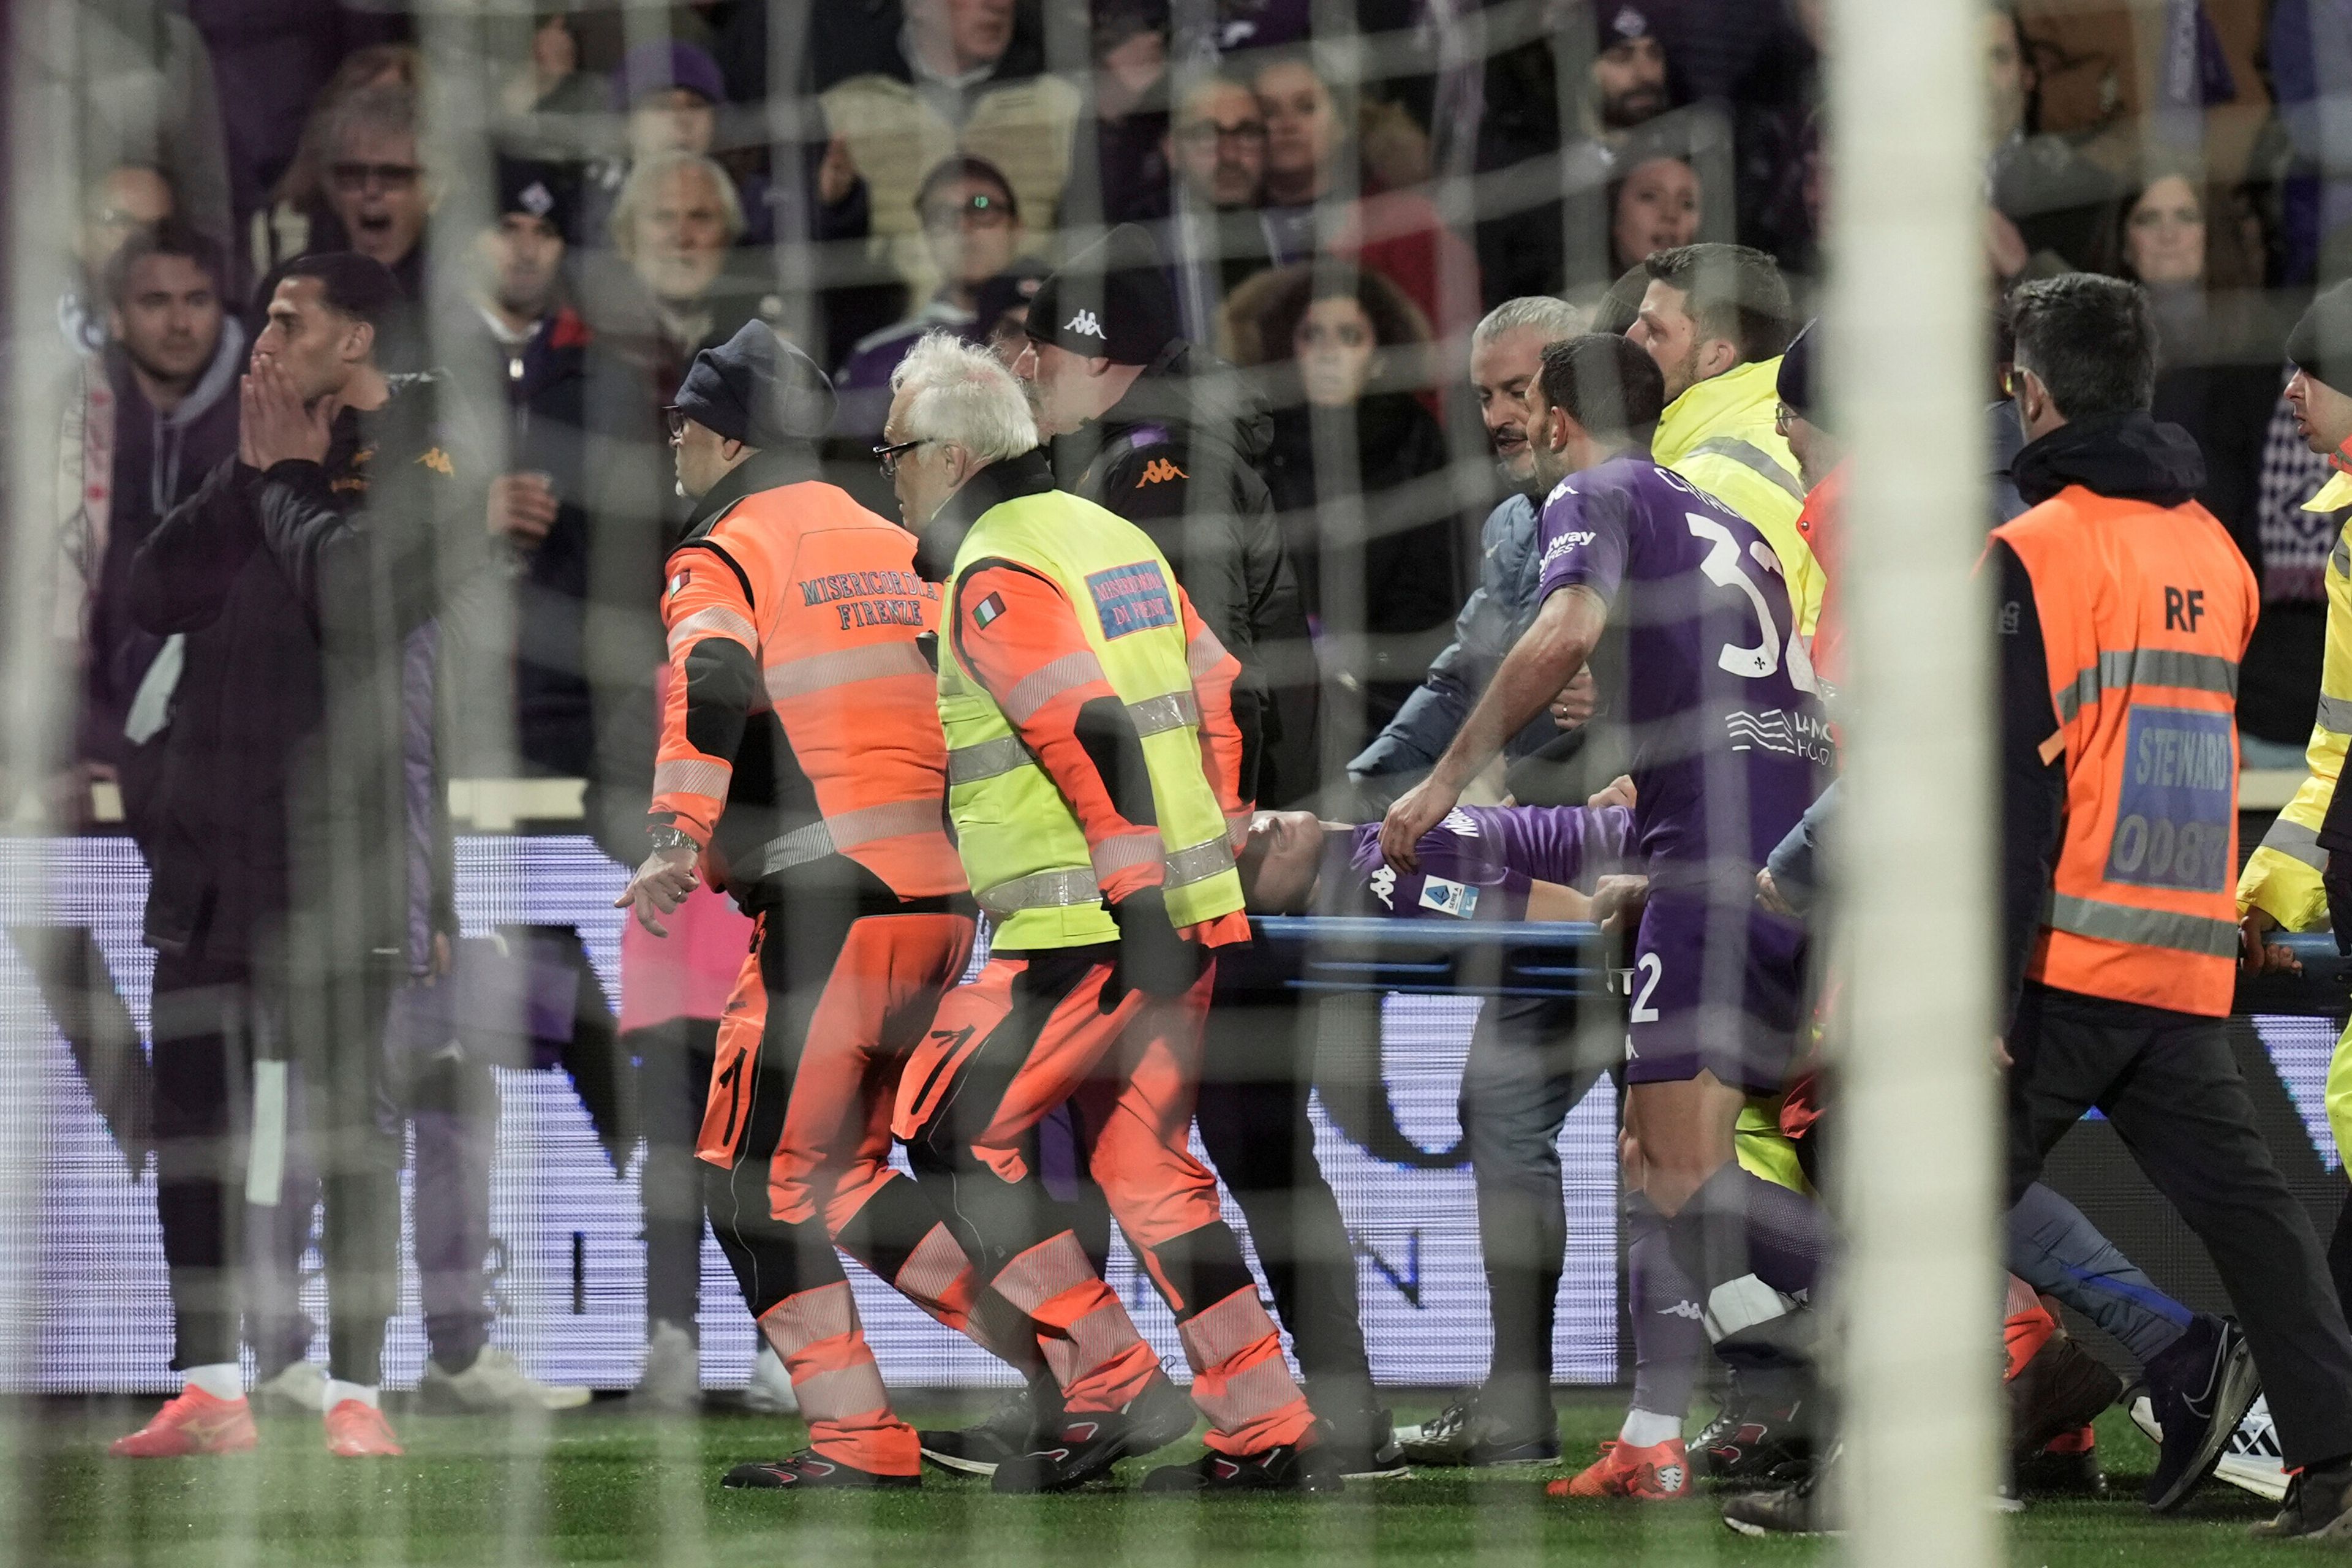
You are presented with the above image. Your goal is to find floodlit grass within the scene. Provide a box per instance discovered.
[10,1393,2290,1567]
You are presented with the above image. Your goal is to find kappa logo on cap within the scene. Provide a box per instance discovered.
[1065,309,1107,339]
[519,180,555,218]
[1612,4,1647,37]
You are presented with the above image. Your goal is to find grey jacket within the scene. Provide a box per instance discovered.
[1345,489,1557,801]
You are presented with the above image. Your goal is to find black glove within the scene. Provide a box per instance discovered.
[1101,885,1208,1010]
[2328,851,2352,959]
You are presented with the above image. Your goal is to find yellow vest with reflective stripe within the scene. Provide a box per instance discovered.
[938,486,1245,951]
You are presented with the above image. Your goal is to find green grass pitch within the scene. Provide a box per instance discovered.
[18,1392,2296,1566]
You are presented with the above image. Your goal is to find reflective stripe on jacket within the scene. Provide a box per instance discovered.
[1996,483,2257,1016]
[938,485,1247,951]
[651,478,964,900]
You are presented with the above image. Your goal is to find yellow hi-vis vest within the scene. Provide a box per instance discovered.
[937,487,1246,951]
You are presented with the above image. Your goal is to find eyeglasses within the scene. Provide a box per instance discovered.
[2002,365,2037,399]
[1175,119,1268,149]
[330,161,423,195]
[873,438,933,478]
[921,192,1012,231]
[1774,402,1799,436]
[664,406,687,442]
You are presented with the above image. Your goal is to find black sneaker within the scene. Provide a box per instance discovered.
[1140,1441,1344,1494]
[1316,1398,1407,1480]
[1392,1391,1558,1468]
[990,1374,1197,1494]
[2007,1330,2121,1461]
[2143,1314,2261,1513]
[919,1376,1061,1477]
[2013,1429,2108,1500]
[1694,1369,1815,1489]
[1721,1446,1839,1538]
[722,1449,920,1490]
[2250,1460,2352,1539]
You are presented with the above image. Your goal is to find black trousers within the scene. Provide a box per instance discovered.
[2006,982,2352,1469]
[1193,992,1380,1437]
[149,949,401,1384]
[632,1017,720,1335]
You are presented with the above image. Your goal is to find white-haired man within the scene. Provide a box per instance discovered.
[882,333,1340,1495]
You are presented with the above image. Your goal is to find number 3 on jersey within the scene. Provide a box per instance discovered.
[1686,513,1818,693]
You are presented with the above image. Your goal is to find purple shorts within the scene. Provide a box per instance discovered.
[1621,890,1808,1095]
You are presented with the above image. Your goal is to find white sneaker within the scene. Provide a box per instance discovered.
[742,1343,797,1414]
[421,1346,592,1413]
[251,1361,327,1415]
[2128,1387,2290,1503]
[636,1321,701,1411]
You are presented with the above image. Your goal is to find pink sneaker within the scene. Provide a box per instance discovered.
[109,1386,258,1458]
[324,1399,403,1457]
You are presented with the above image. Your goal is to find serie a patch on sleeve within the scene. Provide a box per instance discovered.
[1085,561,1177,638]
[973,591,1007,629]
[1419,876,1479,918]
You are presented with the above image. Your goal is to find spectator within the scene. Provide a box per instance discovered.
[1063,0,1174,228]
[452,157,668,782]
[1984,2,2121,282]
[1243,265,1463,739]
[1159,69,1276,344]
[819,0,1084,300]
[1474,1,1727,303]
[185,1,405,250]
[579,42,779,249]
[247,43,420,281]
[576,151,771,406]
[497,12,609,167]
[1626,243,1821,636]
[834,156,1028,441]
[47,0,233,254]
[316,84,431,286]
[1348,295,1591,807]
[1251,47,1483,342]
[2106,167,2282,578]
[1608,149,1702,277]
[55,222,244,830]
[63,165,178,354]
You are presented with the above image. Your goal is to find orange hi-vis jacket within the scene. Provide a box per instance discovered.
[650,470,965,901]
[1994,483,2256,1017]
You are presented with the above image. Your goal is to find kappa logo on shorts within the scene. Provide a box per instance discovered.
[1065,309,1107,339]
[1368,865,1396,910]
[1085,561,1177,638]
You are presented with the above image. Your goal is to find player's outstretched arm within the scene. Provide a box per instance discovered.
[1380,584,1607,870]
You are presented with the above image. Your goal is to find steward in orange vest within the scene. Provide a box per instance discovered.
[616,322,1027,1492]
[1991,276,2352,1535]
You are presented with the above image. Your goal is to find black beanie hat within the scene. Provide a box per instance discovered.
[2288,280,2352,398]
[1025,224,1180,366]
[674,320,837,447]
[495,157,576,238]
[1777,318,1818,419]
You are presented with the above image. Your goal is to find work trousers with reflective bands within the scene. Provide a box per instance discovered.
[897,944,1315,1457]
[697,892,993,1476]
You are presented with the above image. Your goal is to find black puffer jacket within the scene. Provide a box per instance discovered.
[1054,342,1323,807]
[127,372,484,973]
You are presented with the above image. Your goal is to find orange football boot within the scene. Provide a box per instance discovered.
[324,1399,404,1457]
[1547,1438,1694,1501]
[109,1386,258,1458]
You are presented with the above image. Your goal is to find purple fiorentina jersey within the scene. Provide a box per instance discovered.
[1324,804,1634,921]
[1535,455,1833,888]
